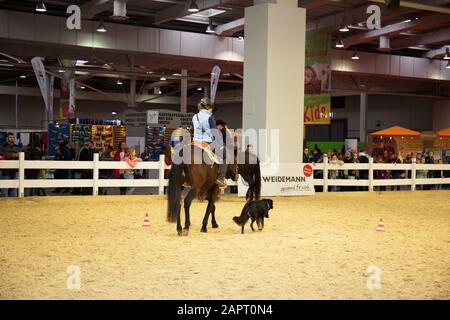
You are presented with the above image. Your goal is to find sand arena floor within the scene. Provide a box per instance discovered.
[0,191,449,300]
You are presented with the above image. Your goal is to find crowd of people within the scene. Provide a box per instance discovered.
[0,132,171,197]
[1,129,449,197]
[303,144,450,192]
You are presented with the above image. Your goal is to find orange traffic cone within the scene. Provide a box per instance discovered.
[376,219,385,232]
[143,214,150,227]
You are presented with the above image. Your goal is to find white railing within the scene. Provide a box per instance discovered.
[311,155,450,192]
[0,152,449,198]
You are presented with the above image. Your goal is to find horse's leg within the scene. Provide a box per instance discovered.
[211,204,219,229]
[176,211,182,236]
[257,217,263,231]
[182,188,196,236]
[201,198,215,233]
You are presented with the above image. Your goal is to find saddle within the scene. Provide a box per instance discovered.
[192,141,221,165]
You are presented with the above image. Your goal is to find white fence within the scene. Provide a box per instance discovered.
[0,152,449,198]
[311,155,450,192]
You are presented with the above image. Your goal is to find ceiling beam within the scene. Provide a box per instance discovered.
[391,27,450,50]
[214,18,244,36]
[368,0,450,15]
[299,0,332,10]
[424,46,449,59]
[341,14,449,49]
[81,0,113,19]
[306,4,413,31]
[153,0,237,25]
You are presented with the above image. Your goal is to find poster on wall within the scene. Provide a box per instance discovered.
[345,139,358,153]
[47,123,71,157]
[238,163,315,197]
[304,28,332,125]
[146,110,195,128]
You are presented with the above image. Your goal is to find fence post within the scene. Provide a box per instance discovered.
[411,158,416,191]
[93,153,99,196]
[19,152,25,198]
[158,154,165,195]
[369,156,374,192]
[323,154,328,192]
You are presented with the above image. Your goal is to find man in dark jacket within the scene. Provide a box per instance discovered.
[215,119,234,187]
[2,132,21,197]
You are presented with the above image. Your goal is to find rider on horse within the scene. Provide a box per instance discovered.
[192,97,228,188]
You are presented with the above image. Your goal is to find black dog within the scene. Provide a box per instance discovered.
[233,199,274,234]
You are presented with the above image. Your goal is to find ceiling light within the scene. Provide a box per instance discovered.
[351,49,360,60]
[160,76,166,81]
[197,87,203,91]
[188,0,199,12]
[172,73,182,76]
[206,19,215,33]
[80,86,86,89]
[97,21,107,32]
[339,18,349,32]
[146,71,154,74]
[36,1,47,12]
[20,75,26,79]
[444,47,450,60]
[335,38,344,48]
[117,79,122,85]
[58,69,64,73]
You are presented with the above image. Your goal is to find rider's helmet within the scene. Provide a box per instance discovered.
[198,97,216,112]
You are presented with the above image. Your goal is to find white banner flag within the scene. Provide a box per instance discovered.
[210,65,221,104]
[69,78,76,117]
[48,75,54,121]
[31,57,49,110]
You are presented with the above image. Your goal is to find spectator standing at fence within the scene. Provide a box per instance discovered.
[425,151,436,190]
[347,152,360,191]
[303,147,311,163]
[2,132,20,197]
[358,150,369,191]
[114,142,128,195]
[124,147,142,195]
[78,141,96,195]
[140,147,152,162]
[329,154,343,192]
[374,155,387,191]
[26,140,44,196]
[416,157,427,190]
[99,146,115,195]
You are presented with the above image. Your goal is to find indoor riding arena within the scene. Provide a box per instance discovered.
[1,0,450,304]
[1,191,449,300]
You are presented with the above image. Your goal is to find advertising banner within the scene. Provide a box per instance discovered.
[146,110,195,128]
[304,28,332,125]
[238,163,315,197]
[31,57,49,110]
[210,65,221,104]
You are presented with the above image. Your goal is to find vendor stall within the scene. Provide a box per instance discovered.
[369,126,422,158]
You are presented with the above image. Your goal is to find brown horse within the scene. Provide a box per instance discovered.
[167,145,262,236]
[167,144,221,236]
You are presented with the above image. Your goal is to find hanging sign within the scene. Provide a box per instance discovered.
[210,65,221,104]
[31,57,49,110]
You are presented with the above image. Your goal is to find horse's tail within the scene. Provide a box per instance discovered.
[167,163,183,223]
[254,157,261,200]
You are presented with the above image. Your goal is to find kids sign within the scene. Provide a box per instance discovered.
[304,28,331,125]
[238,163,315,197]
